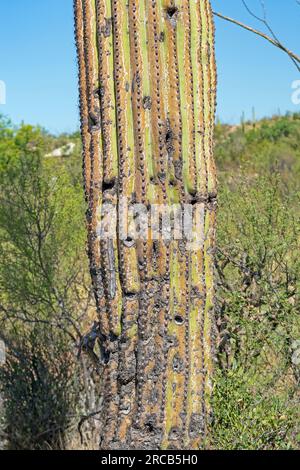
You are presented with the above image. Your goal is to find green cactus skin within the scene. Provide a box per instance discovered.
[74,0,217,450]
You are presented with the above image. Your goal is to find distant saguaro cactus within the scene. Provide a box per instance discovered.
[74,0,217,450]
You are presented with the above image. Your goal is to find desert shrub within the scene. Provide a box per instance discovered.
[213,115,300,450]
[212,368,296,450]
[246,114,300,146]
[0,329,80,450]
[0,121,99,449]
[215,127,247,170]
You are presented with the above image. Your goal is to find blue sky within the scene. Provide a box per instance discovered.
[0,0,299,133]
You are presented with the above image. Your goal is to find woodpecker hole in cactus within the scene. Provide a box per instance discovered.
[174,315,184,326]
[166,6,179,20]
[102,179,116,192]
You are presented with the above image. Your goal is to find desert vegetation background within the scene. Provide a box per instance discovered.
[0,111,299,450]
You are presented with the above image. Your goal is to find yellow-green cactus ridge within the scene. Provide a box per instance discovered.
[74,0,217,450]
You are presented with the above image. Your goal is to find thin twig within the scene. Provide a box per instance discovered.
[213,11,300,72]
[78,409,102,445]
[241,0,300,72]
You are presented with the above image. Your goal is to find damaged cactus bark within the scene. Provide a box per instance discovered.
[74,0,217,450]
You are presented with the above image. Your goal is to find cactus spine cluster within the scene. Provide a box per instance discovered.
[74,0,217,450]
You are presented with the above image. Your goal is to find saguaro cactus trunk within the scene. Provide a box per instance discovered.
[74,0,217,450]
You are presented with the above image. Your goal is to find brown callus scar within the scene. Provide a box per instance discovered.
[74,0,217,450]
